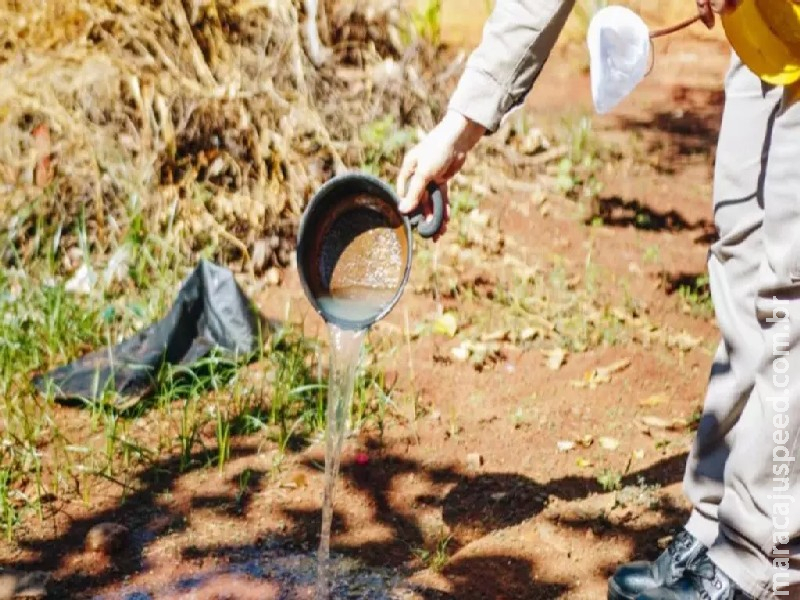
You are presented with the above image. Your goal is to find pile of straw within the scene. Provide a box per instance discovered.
[0,0,447,272]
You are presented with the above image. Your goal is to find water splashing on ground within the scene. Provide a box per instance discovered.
[95,540,431,599]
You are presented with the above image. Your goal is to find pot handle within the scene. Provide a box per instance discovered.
[408,182,446,239]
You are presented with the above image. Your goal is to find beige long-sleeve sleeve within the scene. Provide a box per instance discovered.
[447,0,576,133]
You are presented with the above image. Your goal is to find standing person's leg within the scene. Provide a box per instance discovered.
[608,52,782,600]
[701,77,800,600]
[682,56,782,549]
[634,65,800,600]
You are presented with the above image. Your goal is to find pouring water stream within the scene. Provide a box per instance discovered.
[314,322,365,599]
[296,174,444,598]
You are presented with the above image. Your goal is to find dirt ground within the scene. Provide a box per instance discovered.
[1,30,736,600]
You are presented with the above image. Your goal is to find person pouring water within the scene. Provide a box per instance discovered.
[397,1,800,599]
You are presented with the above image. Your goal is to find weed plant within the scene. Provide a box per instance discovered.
[0,214,388,539]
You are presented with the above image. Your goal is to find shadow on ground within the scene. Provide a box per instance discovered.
[588,196,715,240]
[615,85,724,173]
[661,272,710,297]
[1,433,692,599]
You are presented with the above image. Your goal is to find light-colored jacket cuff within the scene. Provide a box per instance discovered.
[448,66,524,133]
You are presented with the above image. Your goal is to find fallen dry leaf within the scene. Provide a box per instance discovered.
[571,370,610,389]
[543,347,567,371]
[469,343,490,369]
[599,436,620,451]
[667,331,701,352]
[480,329,510,343]
[611,306,631,323]
[468,209,491,228]
[451,344,470,362]
[640,416,671,429]
[451,340,503,370]
[571,358,631,389]
[465,452,484,471]
[639,394,669,408]
[557,440,575,453]
[596,358,632,377]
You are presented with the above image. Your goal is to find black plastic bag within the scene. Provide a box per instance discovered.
[33,260,263,408]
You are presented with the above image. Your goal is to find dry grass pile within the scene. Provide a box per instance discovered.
[0,0,448,273]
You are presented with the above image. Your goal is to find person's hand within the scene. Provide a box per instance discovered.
[696,0,741,28]
[397,111,486,240]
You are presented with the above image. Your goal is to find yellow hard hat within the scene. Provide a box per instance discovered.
[721,0,800,86]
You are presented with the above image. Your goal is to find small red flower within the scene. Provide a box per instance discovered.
[354,452,369,466]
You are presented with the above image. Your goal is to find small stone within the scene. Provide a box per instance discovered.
[465,453,484,471]
[85,522,130,555]
[0,569,50,599]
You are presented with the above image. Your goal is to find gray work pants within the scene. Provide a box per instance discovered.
[683,53,800,599]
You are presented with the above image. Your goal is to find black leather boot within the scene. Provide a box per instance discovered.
[635,552,751,599]
[608,529,707,600]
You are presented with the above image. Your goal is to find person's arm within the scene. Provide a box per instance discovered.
[448,0,576,134]
[398,0,575,224]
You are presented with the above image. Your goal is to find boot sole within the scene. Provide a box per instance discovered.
[607,577,638,600]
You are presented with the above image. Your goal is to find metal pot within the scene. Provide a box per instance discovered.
[296,171,444,330]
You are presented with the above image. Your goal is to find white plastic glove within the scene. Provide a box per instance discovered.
[397,111,486,240]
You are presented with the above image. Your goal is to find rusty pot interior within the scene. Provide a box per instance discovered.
[298,180,411,329]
